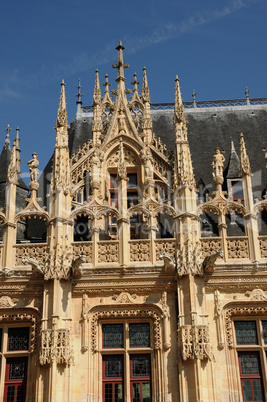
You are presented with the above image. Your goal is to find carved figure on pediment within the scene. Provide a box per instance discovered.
[212,148,225,178]
[28,153,39,183]
[118,110,127,134]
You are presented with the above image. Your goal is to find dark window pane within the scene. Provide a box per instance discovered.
[239,354,260,375]
[262,321,267,344]
[103,324,123,348]
[129,324,150,348]
[104,356,123,378]
[8,360,27,380]
[132,383,141,402]
[232,181,243,200]
[127,192,138,208]
[115,383,123,402]
[105,383,113,402]
[128,174,137,188]
[110,174,118,189]
[142,383,151,402]
[235,321,257,345]
[252,380,263,401]
[8,328,29,351]
[6,385,15,402]
[131,356,150,377]
[242,380,253,401]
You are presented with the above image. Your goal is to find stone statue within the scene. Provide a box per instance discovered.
[212,148,225,178]
[142,147,153,180]
[90,150,101,179]
[28,153,39,183]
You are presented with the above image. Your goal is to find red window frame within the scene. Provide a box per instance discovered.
[130,354,151,402]
[4,357,28,402]
[102,355,124,402]
[238,351,264,402]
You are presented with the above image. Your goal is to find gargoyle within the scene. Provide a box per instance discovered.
[203,251,223,273]
[22,257,45,276]
[71,256,85,277]
[158,252,176,272]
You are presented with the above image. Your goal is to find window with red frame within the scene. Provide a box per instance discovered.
[0,327,30,402]
[102,322,152,402]
[234,320,267,402]
[130,355,151,402]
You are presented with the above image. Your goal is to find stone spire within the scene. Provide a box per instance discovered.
[240,132,251,176]
[93,69,101,106]
[173,76,195,189]
[52,81,71,192]
[141,67,150,103]
[7,127,21,184]
[92,70,103,146]
[55,80,69,144]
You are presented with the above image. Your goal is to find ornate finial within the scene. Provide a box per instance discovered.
[141,67,150,103]
[75,79,84,104]
[15,127,21,173]
[4,125,11,150]
[55,80,68,130]
[103,73,111,93]
[192,89,197,108]
[131,73,139,93]
[212,148,225,186]
[117,138,127,180]
[245,86,250,106]
[5,124,11,136]
[93,69,101,106]
[112,40,129,82]
[240,133,251,176]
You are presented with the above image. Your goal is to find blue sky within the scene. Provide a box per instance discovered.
[0,0,266,182]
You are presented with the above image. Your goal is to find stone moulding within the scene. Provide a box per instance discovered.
[88,304,163,352]
[0,308,41,353]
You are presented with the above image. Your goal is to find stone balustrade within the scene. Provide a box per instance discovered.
[259,236,267,258]
[14,243,47,266]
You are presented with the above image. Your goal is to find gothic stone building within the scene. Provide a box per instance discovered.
[0,42,267,402]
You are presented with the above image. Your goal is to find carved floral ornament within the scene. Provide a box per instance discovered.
[197,192,247,217]
[71,199,119,221]
[128,197,176,219]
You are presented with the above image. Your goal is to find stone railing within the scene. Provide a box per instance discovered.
[259,236,267,258]
[155,239,176,261]
[129,240,151,262]
[200,237,222,258]
[14,243,47,266]
[226,237,249,259]
[72,242,93,264]
[97,241,119,263]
